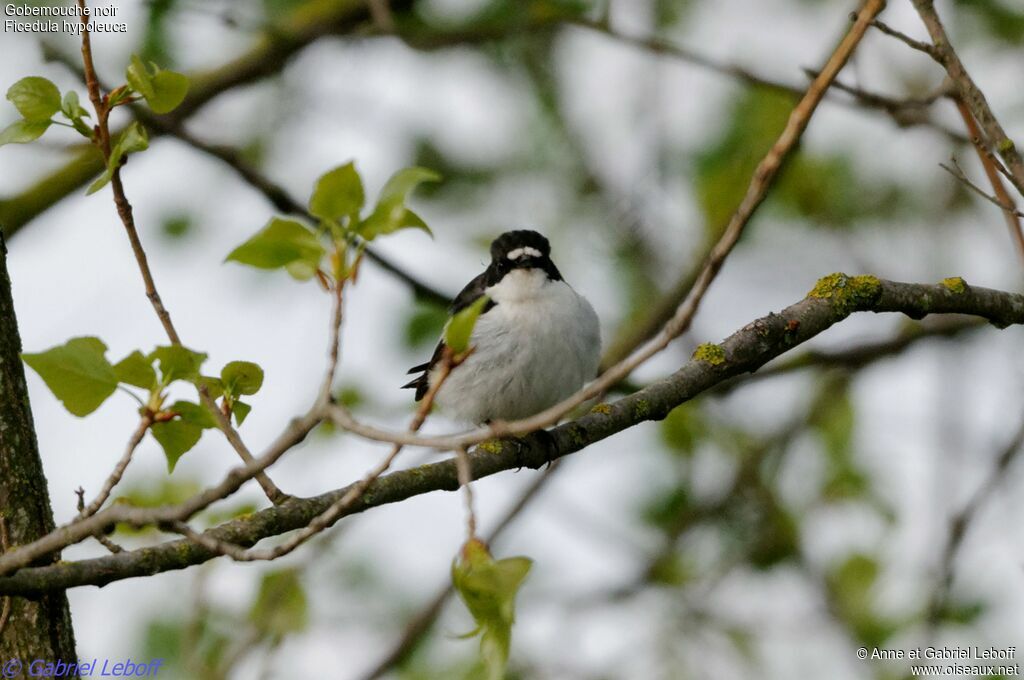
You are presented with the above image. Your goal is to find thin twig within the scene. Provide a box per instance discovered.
[940,160,1024,220]
[318,280,346,407]
[951,100,1024,265]
[927,416,1024,625]
[454,446,477,540]
[77,0,180,345]
[79,416,151,518]
[910,0,1024,199]
[866,16,940,58]
[75,487,124,554]
[74,0,286,505]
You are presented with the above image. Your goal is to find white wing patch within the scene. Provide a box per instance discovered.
[506,246,542,261]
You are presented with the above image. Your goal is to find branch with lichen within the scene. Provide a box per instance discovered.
[0,274,1021,594]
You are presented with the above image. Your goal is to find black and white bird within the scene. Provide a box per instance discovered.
[403,230,601,424]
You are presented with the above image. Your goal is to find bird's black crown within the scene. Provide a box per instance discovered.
[490,230,551,262]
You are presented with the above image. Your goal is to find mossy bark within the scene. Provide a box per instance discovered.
[0,231,79,675]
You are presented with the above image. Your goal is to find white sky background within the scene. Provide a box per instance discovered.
[2,0,1023,678]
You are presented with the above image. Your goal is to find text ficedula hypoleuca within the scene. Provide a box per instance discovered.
[403,230,601,424]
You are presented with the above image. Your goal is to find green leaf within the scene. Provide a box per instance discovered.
[197,375,224,399]
[59,90,93,138]
[60,90,88,120]
[150,345,207,384]
[221,361,264,396]
[249,568,308,638]
[308,162,364,221]
[444,296,490,354]
[151,420,203,473]
[360,207,432,240]
[148,70,189,114]
[225,218,325,276]
[113,350,157,390]
[126,55,189,114]
[169,401,218,429]
[126,54,155,101]
[6,76,61,121]
[0,119,51,146]
[357,167,439,240]
[232,400,252,426]
[22,337,118,417]
[283,259,319,281]
[87,122,149,195]
[378,166,441,205]
[452,539,532,680]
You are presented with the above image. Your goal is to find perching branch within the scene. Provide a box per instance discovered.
[1,275,1022,594]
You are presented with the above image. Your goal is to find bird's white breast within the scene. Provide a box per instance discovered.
[433,269,601,424]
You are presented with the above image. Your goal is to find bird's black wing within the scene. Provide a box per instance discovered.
[448,270,491,314]
[402,271,492,401]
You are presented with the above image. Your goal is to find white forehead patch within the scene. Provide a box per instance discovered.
[506,246,542,261]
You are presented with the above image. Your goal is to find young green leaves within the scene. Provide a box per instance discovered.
[22,337,119,417]
[1,57,188,186]
[125,54,189,114]
[226,162,439,282]
[358,166,439,239]
[225,218,326,281]
[87,122,149,194]
[22,338,265,472]
[308,162,364,224]
[452,539,533,680]
[0,76,78,147]
[445,296,491,356]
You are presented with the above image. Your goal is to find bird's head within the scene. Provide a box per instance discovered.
[485,230,563,287]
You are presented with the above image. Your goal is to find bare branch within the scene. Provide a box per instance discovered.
[950,100,1024,264]
[78,417,151,519]
[866,16,940,58]
[910,0,1024,198]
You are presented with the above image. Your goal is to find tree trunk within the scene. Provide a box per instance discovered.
[0,231,79,676]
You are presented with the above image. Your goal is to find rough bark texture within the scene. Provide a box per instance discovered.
[0,231,79,674]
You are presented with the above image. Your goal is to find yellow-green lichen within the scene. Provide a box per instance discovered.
[998,138,1016,154]
[692,342,726,366]
[807,272,882,316]
[632,399,653,420]
[477,439,504,455]
[941,276,967,294]
[590,403,613,415]
[567,423,587,448]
